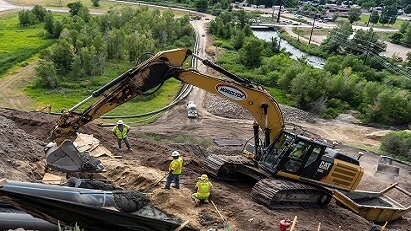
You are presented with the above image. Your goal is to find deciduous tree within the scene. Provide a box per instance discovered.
[91,0,100,7]
[35,59,58,88]
[31,5,47,22]
[18,10,37,27]
[369,10,379,25]
[195,0,208,12]
[238,37,264,68]
[348,8,361,24]
[67,1,84,16]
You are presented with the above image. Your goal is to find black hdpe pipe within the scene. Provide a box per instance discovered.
[0,180,149,212]
[0,180,197,231]
[0,211,57,231]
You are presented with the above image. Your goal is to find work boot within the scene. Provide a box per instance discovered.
[118,147,122,150]
[194,200,200,207]
[161,187,170,190]
[172,185,180,189]
[128,148,133,151]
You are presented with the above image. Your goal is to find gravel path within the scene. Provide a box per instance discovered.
[205,93,313,122]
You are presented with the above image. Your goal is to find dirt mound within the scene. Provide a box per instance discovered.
[0,114,45,181]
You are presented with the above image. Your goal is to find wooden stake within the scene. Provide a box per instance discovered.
[173,220,190,231]
[210,200,226,223]
[317,222,321,231]
[289,216,298,231]
[381,221,388,231]
[0,179,7,187]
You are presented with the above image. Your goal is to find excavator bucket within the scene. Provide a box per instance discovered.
[45,140,105,173]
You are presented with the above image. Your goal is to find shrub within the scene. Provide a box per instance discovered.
[380,131,411,159]
[18,10,37,26]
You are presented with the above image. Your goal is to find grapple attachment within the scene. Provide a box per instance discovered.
[45,140,105,173]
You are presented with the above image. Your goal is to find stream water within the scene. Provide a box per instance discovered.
[253,30,326,69]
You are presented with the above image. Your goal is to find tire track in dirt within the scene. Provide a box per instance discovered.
[0,64,40,109]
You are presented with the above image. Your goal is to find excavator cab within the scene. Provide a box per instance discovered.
[259,131,325,177]
[258,130,362,191]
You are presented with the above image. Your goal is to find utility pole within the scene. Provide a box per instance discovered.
[309,17,316,44]
[276,0,282,23]
[278,36,281,50]
[297,27,300,42]
[364,32,375,64]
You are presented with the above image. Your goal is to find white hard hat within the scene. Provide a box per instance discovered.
[171,151,180,157]
[117,120,124,125]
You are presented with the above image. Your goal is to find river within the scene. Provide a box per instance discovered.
[253,30,326,69]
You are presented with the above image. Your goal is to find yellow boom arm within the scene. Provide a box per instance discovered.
[47,48,284,172]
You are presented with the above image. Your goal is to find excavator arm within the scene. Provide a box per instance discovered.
[50,48,192,145]
[46,48,284,173]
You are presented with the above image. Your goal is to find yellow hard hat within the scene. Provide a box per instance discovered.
[198,174,208,180]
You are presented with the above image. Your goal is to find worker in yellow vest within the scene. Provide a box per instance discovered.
[112,120,132,151]
[162,151,183,189]
[192,174,213,206]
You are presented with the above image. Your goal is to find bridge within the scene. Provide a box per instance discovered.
[250,23,277,30]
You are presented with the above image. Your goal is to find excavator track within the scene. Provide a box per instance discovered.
[204,154,257,181]
[251,178,332,209]
[204,155,333,208]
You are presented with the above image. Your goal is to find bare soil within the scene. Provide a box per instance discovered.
[1,91,411,231]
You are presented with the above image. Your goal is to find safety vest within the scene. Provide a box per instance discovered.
[112,125,130,139]
[196,181,212,199]
[169,156,183,175]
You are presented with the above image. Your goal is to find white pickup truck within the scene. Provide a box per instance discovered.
[186,101,197,118]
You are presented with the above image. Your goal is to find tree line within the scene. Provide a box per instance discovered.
[208,10,411,127]
[18,3,194,88]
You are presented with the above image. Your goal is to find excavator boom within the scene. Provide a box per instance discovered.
[46,48,284,172]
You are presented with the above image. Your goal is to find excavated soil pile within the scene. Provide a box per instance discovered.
[0,107,411,230]
[0,114,45,181]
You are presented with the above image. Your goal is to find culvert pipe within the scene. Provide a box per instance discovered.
[0,180,149,212]
[0,211,57,231]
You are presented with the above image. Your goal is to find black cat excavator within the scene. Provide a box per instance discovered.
[45,48,363,209]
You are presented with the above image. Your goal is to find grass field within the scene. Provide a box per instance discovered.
[358,14,404,29]
[7,0,190,17]
[0,14,54,77]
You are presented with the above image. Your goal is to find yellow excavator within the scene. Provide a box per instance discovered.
[45,48,363,209]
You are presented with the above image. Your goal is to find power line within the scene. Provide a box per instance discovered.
[326,32,411,79]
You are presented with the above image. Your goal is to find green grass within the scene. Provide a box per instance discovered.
[0,14,55,77]
[357,14,404,29]
[266,86,289,105]
[9,0,193,18]
[25,61,183,121]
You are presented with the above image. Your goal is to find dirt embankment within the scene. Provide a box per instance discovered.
[1,102,411,231]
